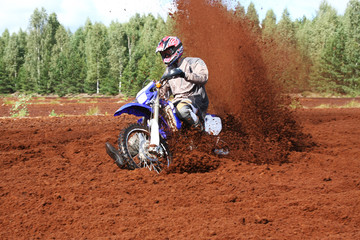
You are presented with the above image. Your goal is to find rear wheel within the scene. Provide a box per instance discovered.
[118,124,172,173]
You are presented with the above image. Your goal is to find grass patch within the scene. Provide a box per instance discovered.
[314,104,333,109]
[49,109,57,117]
[3,99,15,105]
[116,97,128,103]
[86,106,100,116]
[314,100,360,109]
[10,94,32,117]
[5,100,62,105]
[49,109,65,117]
[77,100,98,104]
[33,100,62,105]
[289,98,303,109]
[342,100,360,108]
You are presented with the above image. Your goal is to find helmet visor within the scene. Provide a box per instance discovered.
[160,48,173,59]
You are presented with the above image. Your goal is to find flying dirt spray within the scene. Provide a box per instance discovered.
[165,0,312,172]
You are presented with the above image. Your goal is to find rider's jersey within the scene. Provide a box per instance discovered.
[160,57,209,117]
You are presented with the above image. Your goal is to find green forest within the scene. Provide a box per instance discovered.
[0,0,359,97]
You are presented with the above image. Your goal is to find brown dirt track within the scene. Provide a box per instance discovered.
[1,97,360,239]
[1,0,360,238]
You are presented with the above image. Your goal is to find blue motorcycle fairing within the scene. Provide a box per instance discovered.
[114,101,182,140]
[114,103,152,118]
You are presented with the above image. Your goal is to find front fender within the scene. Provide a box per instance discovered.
[114,103,152,118]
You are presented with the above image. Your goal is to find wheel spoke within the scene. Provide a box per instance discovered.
[119,124,171,172]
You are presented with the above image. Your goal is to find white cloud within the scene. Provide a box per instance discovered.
[0,0,61,33]
[0,0,171,34]
[57,0,97,30]
[92,0,171,24]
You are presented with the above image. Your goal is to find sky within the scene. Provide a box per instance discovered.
[0,0,350,34]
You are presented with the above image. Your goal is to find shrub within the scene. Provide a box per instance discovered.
[10,94,32,117]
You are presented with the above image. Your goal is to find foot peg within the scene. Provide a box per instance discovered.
[105,142,125,167]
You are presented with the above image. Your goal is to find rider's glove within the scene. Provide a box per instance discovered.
[177,68,186,79]
[166,67,186,80]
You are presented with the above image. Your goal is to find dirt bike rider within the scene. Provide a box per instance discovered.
[156,36,209,129]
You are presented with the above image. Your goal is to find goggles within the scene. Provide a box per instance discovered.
[160,48,174,59]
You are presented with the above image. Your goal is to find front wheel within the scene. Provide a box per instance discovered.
[118,124,172,173]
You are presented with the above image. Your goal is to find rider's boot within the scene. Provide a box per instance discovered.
[185,112,205,132]
[105,142,125,166]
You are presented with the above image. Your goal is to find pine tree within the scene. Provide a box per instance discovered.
[295,17,313,60]
[0,58,13,93]
[84,22,109,94]
[246,2,260,33]
[107,21,127,94]
[121,14,144,95]
[314,22,347,93]
[14,29,27,92]
[261,8,310,92]
[261,9,277,40]
[1,30,10,54]
[149,17,167,80]
[49,25,70,96]
[16,65,29,92]
[135,54,151,91]
[2,33,19,92]
[24,8,48,93]
[137,15,161,82]
[234,2,246,20]
[67,27,87,93]
[308,1,341,92]
[343,0,360,94]
[0,32,5,57]
[309,1,339,61]
[0,30,11,93]
[276,9,296,45]
[40,12,60,93]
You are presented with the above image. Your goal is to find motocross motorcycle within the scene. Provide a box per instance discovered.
[105,68,226,173]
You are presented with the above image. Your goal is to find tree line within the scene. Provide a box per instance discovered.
[0,0,359,96]
[0,9,170,96]
[241,0,359,95]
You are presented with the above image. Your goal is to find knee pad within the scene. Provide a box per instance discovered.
[176,102,199,126]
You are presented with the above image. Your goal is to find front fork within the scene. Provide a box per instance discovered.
[149,89,160,153]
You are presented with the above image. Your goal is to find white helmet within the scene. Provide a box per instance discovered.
[156,36,184,65]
